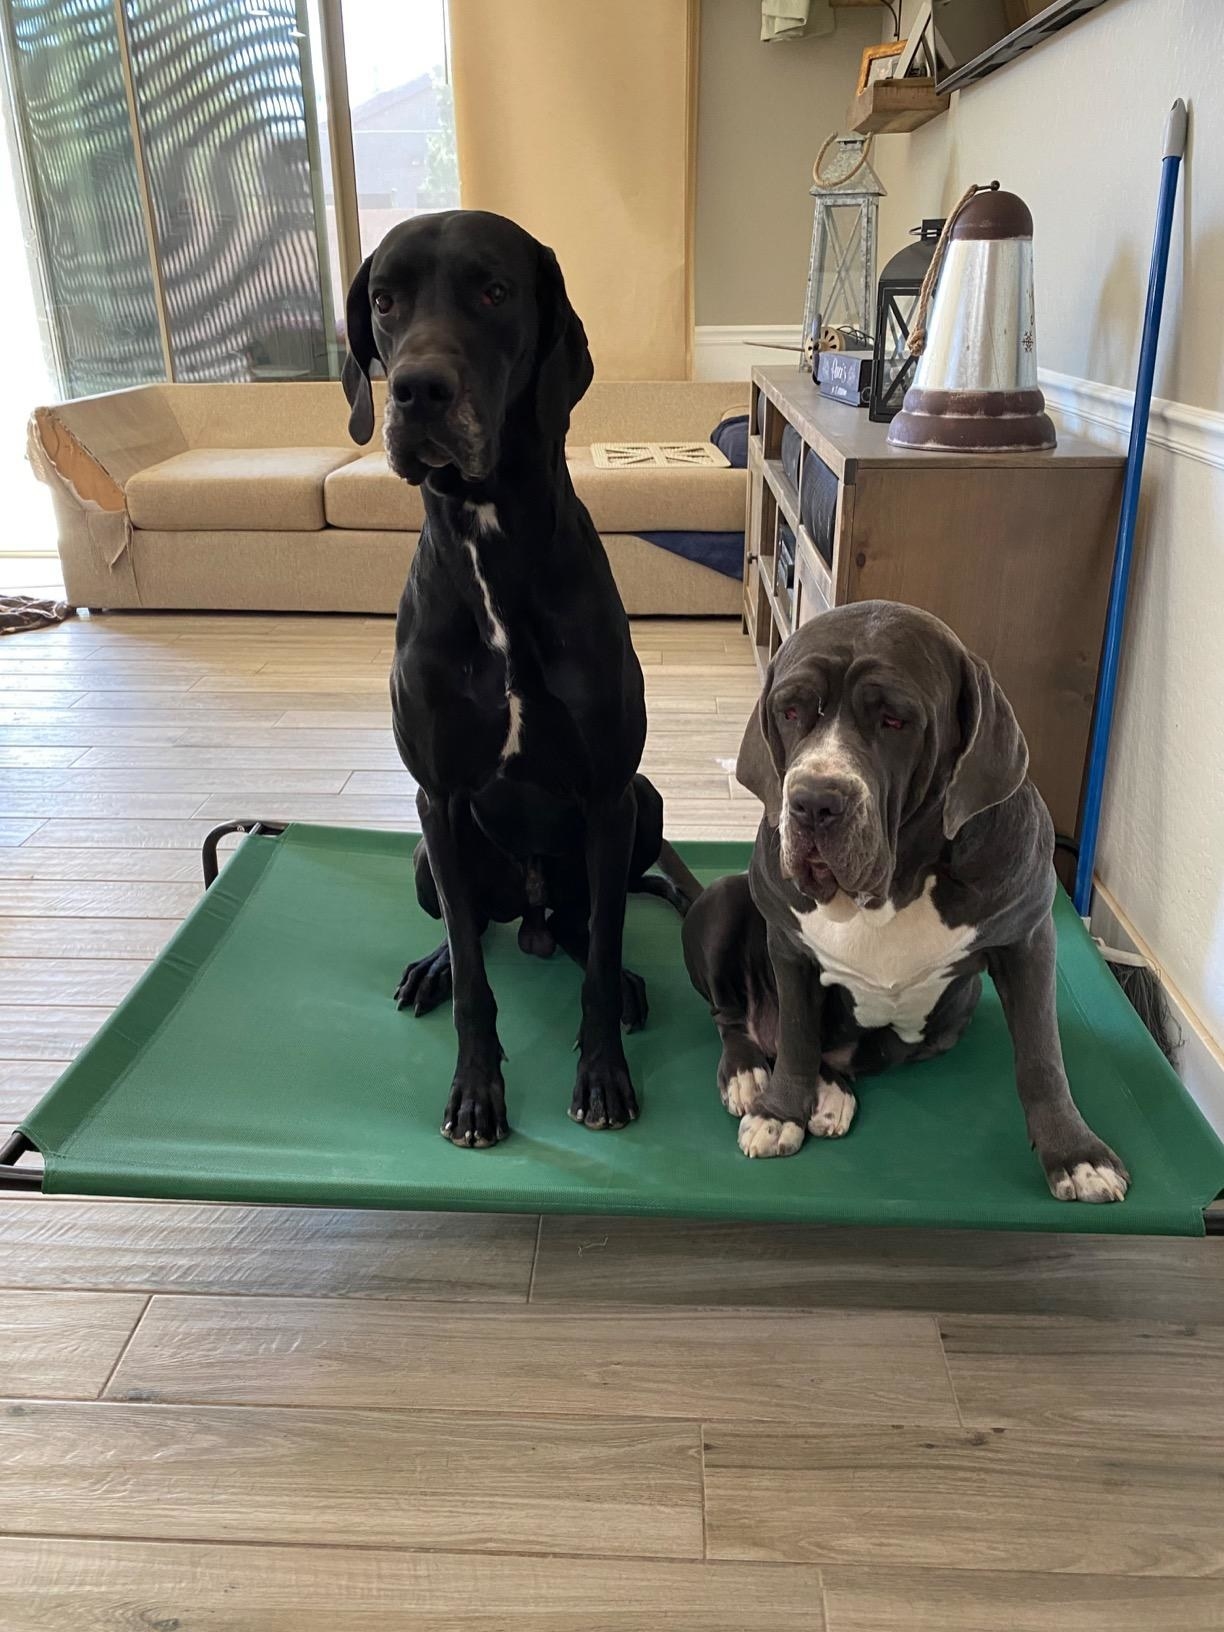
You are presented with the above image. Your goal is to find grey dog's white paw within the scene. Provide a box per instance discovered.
[738,1113,805,1160]
[807,1076,857,1139]
[1048,1160,1129,1203]
[723,1065,770,1118]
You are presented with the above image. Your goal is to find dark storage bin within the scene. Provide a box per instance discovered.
[800,449,837,569]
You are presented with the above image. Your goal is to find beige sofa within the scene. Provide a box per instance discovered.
[30,381,746,615]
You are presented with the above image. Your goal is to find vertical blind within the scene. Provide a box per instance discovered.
[122,0,331,382]
[3,0,333,393]
[4,0,163,396]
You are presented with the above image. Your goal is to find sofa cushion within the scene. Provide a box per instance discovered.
[127,447,358,532]
[565,446,745,533]
[323,446,746,534]
[324,452,427,530]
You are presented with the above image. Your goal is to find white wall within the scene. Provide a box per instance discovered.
[872,0,1224,1118]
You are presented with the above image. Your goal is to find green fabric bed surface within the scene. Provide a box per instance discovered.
[20,824,1224,1234]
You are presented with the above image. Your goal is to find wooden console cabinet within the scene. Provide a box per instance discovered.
[745,365,1124,841]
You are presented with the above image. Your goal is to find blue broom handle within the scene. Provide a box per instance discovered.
[1073,100,1187,917]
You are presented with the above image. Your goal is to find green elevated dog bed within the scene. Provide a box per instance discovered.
[5,825,1223,1235]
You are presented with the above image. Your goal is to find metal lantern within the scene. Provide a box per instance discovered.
[801,135,885,366]
[868,219,944,423]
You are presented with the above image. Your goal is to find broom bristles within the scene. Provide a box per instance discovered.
[1108,959,1180,1064]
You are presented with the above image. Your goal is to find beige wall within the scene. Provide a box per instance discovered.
[874,0,1224,1112]
[695,0,880,325]
[452,0,695,379]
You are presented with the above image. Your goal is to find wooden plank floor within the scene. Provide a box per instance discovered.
[1,602,1222,1629]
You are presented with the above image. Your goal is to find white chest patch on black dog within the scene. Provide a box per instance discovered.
[792,875,976,1043]
[462,504,523,763]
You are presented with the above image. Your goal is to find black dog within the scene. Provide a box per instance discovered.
[683,602,1129,1204]
[342,209,693,1147]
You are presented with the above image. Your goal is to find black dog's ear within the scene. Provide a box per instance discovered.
[735,659,783,827]
[533,243,593,441]
[341,254,377,445]
[943,650,1029,839]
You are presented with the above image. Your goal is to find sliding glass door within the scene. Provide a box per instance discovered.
[2,0,335,392]
[2,0,164,395]
[120,0,334,382]
[0,0,456,396]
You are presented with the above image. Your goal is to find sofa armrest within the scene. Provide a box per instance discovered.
[28,387,186,609]
[29,386,188,507]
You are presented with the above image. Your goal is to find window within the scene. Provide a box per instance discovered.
[308,0,457,326]
[2,0,336,391]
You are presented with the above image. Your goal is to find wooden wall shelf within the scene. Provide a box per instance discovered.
[848,77,948,134]
[743,366,1125,844]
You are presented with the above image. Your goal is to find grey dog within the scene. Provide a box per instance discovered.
[682,601,1128,1204]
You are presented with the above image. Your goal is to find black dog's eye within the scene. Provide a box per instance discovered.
[372,292,392,315]
[480,282,509,307]
[881,713,905,731]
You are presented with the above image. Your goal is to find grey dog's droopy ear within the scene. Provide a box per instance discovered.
[943,649,1029,839]
[736,659,783,826]
[341,254,377,445]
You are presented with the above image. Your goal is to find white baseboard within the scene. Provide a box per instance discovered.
[693,324,802,382]
[1039,366,1224,472]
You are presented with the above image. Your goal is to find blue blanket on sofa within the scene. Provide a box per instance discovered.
[636,531,744,579]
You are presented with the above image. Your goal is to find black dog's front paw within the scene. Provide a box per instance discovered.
[441,1069,509,1148]
[394,942,452,1015]
[570,1053,639,1130]
[620,968,648,1033]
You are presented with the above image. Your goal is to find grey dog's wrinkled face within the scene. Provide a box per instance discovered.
[771,629,944,906]
[340,210,592,489]
[738,603,1029,907]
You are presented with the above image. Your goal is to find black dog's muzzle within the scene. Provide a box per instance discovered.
[388,360,460,423]
[382,351,492,484]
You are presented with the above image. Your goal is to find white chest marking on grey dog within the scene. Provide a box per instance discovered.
[793,876,975,1043]
[461,504,523,762]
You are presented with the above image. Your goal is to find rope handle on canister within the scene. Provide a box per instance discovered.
[906,180,999,359]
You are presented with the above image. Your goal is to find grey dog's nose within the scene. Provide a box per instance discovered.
[788,779,852,831]
[389,363,457,414]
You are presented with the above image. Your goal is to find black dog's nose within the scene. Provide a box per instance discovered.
[389,364,457,414]
[788,779,851,830]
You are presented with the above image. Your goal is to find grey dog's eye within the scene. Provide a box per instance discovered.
[373,292,392,314]
[783,706,798,722]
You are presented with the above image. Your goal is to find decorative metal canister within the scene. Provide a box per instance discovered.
[887,184,1055,453]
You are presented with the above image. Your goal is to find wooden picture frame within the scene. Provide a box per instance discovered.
[856,40,905,96]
